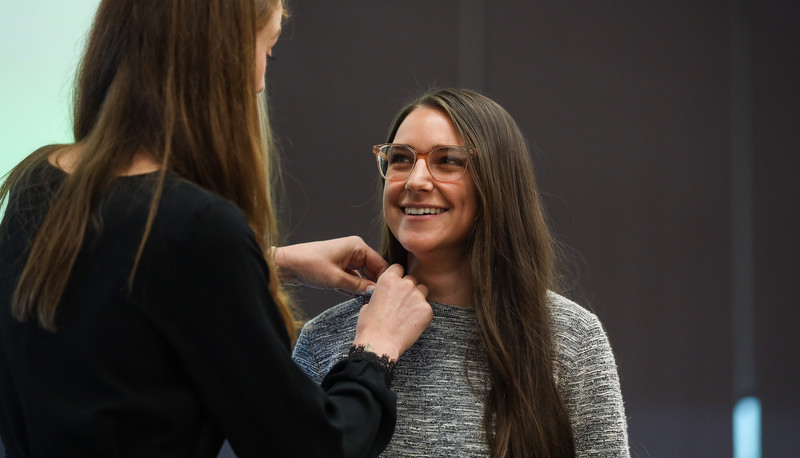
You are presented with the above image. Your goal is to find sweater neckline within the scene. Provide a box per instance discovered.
[359,292,475,319]
[429,301,476,319]
[45,159,161,181]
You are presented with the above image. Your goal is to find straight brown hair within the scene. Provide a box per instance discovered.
[0,0,297,340]
[380,89,575,457]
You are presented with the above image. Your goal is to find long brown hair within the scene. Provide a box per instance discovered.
[0,0,297,340]
[381,89,575,457]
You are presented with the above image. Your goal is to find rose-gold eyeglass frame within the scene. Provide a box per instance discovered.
[372,143,477,182]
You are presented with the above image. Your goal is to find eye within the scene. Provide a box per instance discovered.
[386,147,414,164]
[433,148,469,167]
[443,156,467,166]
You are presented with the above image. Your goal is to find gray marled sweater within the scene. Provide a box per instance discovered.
[292,292,629,457]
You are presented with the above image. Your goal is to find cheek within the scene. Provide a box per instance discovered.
[382,184,393,217]
[383,182,401,226]
[257,54,267,76]
[462,180,480,221]
[383,181,399,204]
[254,56,266,92]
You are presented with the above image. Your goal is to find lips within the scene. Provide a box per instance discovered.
[404,207,446,215]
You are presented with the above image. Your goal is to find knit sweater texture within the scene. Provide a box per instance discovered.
[292,291,630,457]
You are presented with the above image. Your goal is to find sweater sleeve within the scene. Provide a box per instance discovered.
[561,312,630,458]
[137,197,394,458]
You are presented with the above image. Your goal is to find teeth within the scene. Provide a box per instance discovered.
[405,207,444,215]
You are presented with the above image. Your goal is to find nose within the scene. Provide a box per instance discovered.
[404,157,434,192]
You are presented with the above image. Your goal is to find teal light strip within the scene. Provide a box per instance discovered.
[733,397,761,458]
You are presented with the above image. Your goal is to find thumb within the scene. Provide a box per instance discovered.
[335,270,375,295]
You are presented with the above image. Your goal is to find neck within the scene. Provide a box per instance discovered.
[407,251,473,307]
[49,142,161,176]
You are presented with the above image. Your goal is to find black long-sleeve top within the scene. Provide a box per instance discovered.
[0,161,395,457]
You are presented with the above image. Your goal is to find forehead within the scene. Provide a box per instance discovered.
[394,106,463,148]
[260,2,284,34]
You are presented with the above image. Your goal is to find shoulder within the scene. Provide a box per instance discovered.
[296,296,363,352]
[548,293,630,454]
[547,292,625,427]
[150,176,257,256]
[131,176,289,340]
[547,291,614,368]
[160,177,249,235]
[3,154,65,210]
[547,291,604,336]
[302,295,364,337]
[293,296,363,383]
[128,175,266,293]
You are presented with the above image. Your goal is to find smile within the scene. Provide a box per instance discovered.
[404,207,446,215]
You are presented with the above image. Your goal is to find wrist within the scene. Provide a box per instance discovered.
[351,338,400,362]
[270,246,298,285]
[268,246,280,274]
[349,344,397,374]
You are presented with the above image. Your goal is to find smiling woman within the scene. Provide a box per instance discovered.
[381,106,479,283]
[293,88,631,458]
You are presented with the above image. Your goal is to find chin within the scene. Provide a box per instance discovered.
[396,239,423,255]
[398,239,437,257]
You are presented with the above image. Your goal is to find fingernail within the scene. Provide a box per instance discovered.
[365,284,376,292]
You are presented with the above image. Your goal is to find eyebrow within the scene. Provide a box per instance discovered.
[396,143,466,151]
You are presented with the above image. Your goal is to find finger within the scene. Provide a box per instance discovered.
[354,247,390,281]
[332,271,371,295]
[379,264,405,281]
[352,278,378,293]
[403,274,418,286]
[345,267,363,280]
[416,283,429,297]
[351,276,365,294]
[343,268,376,294]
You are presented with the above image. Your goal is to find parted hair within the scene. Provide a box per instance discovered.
[0,0,297,340]
[381,88,576,457]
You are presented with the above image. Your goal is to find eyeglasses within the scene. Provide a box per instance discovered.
[373,143,476,182]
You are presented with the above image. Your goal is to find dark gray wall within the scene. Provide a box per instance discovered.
[266,1,799,456]
[753,0,800,452]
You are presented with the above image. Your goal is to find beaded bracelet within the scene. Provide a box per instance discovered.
[268,245,279,276]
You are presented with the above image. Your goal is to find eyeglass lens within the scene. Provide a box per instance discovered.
[378,145,469,182]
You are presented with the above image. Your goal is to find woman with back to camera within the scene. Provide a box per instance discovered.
[293,88,630,457]
[0,0,433,456]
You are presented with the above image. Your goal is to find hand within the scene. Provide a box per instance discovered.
[352,264,433,361]
[272,236,390,295]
